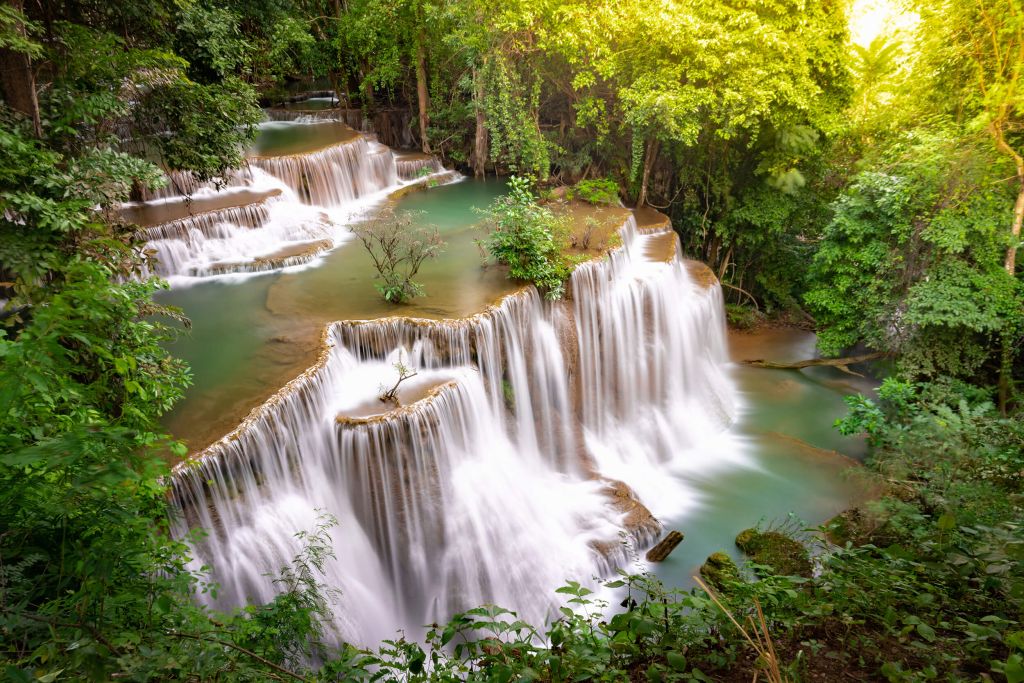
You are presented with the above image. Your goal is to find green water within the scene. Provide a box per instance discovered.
[157,178,512,450]
[280,97,339,111]
[646,328,877,588]
[250,121,357,157]
[157,174,877,590]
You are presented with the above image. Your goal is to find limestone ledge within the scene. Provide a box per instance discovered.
[177,210,717,468]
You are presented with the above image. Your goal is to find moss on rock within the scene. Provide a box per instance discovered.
[700,552,740,591]
[734,528,812,577]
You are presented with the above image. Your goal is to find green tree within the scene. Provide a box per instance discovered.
[805,129,1022,381]
[918,0,1024,276]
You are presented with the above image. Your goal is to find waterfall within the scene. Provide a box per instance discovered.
[138,169,346,280]
[250,138,397,207]
[170,215,735,646]
[133,123,451,281]
[396,155,444,181]
[264,107,367,131]
[139,168,253,201]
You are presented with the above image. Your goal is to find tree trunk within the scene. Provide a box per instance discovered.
[638,137,659,208]
[472,67,487,178]
[741,352,886,377]
[360,61,375,110]
[0,0,40,137]
[1007,173,1023,275]
[415,39,430,154]
[646,531,684,562]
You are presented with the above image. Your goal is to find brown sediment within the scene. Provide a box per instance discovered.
[643,231,677,263]
[684,260,718,289]
[335,380,457,423]
[633,206,671,232]
[590,479,663,561]
[385,171,461,201]
[555,203,631,258]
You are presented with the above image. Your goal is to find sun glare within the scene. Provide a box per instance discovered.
[849,0,920,46]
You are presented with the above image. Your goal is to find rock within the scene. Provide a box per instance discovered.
[734,528,812,577]
[700,552,740,590]
[645,530,684,562]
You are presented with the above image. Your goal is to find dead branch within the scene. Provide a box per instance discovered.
[740,352,886,378]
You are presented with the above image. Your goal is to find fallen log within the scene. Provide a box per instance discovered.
[740,352,886,378]
[646,530,684,562]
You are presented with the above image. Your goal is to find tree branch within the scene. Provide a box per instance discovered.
[740,352,886,378]
[165,631,300,681]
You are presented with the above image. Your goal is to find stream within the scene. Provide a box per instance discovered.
[143,116,877,646]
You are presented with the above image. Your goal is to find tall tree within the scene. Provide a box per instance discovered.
[922,0,1024,275]
[0,1,40,135]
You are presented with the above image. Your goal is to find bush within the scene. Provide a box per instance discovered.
[481,176,575,299]
[568,177,620,205]
[352,208,445,304]
[725,303,759,329]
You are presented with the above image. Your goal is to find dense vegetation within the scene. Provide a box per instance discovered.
[0,0,1021,680]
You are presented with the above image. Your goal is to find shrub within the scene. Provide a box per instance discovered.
[481,176,574,299]
[568,177,620,205]
[352,208,445,304]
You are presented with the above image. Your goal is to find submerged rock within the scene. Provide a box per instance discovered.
[700,551,740,590]
[734,528,812,577]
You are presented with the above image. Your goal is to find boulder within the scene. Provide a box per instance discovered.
[734,528,812,577]
[699,552,740,590]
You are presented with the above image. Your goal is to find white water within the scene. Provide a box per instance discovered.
[170,215,736,646]
[135,126,450,283]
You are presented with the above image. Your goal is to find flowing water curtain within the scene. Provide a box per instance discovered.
[169,215,737,645]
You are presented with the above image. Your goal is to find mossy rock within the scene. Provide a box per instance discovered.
[824,507,885,547]
[734,528,812,577]
[700,552,740,591]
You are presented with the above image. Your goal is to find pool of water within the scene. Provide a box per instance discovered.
[249,120,359,157]
[643,327,878,589]
[157,177,514,451]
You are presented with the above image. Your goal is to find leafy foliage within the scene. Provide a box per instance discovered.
[567,177,619,206]
[805,129,1022,378]
[481,176,575,299]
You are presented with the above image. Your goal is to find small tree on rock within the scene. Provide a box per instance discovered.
[353,208,445,304]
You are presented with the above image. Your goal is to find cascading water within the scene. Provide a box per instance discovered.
[572,221,734,517]
[170,215,736,646]
[396,155,444,181]
[134,123,452,282]
[250,137,397,207]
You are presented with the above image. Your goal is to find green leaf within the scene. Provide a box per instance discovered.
[667,651,687,672]
[1003,653,1024,683]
